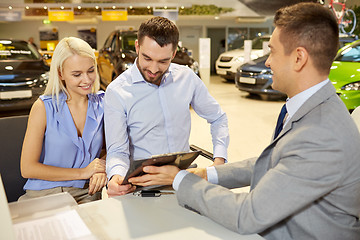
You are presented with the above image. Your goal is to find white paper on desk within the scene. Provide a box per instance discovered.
[13,209,95,240]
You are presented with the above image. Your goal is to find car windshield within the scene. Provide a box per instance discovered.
[121,34,137,52]
[336,43,360,62]
[252,37,270,50]
[0,40,41,60]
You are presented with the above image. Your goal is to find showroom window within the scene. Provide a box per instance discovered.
[227,27,270,51]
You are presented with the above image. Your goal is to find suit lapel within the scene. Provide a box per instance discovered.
[273,81,336,141]
[251,81,337,189]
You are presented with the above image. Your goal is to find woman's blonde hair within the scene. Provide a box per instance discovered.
[43,37,100,105]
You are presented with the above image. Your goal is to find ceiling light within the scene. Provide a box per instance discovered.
[77,6,81,9]
[25,6,30,10]
[8,6,12,10]
[112,6,116,9]
[129,6,133,9]
[44,6,47,10]
[95,6,99,9]
[181,6,185,9]
[147,6,150,9]
[164,6,168,9]
[60,6,64,10]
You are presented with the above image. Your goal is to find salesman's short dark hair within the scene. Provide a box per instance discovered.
[138,16,179,52]
[274,2,339,74]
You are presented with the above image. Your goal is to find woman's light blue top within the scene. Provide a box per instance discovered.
[23,91,104,190]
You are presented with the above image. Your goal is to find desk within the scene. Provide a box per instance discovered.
[79,194,263,240]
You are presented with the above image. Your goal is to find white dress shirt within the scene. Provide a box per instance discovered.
[105,61,229,178]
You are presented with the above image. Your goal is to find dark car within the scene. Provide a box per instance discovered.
[235,34,359,100]
[97,30,200,89]
[338,33,359,49]
[235,54,286,99]
[0,39,49,111]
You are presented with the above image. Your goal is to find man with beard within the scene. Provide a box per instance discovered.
[129,3,360,239]
[104,16,229,196]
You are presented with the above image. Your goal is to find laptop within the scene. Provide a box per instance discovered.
[0,175,16,240]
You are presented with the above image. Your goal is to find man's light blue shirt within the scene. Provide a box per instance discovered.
[105,61,229,178]
[173,79,329,190]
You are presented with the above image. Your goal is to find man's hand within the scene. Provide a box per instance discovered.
[89,173,107,195]
[107,175,136,197]
[186,167,207,180]
[128,165,180,186]
[212,157,225,166]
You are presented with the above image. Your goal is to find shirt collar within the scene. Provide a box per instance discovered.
[286,79,329,120]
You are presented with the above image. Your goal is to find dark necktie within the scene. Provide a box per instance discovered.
[274,104,287,139]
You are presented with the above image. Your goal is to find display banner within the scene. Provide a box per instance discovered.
[199,38,211,86]
[0,10,21,21]
[77,26,97,49]
[48,10,74,21]
[39,27,59,50]
[102,10,127,21]
[262,41,270,55]
[243,40,252,63]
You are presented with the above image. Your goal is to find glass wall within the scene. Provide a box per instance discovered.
[227,27,270,51]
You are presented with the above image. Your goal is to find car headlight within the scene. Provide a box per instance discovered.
[40,71,49,84]
[260,69,273,75]
[341,81,360,91]
[234,56,244,62]
[189,61,199,75]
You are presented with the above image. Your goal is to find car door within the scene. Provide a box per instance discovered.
[98,32,118,87]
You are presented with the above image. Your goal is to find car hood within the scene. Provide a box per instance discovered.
[0,60,49,83]
[329,61,360,88]
[219,48,264,58]
[240,55,270,72]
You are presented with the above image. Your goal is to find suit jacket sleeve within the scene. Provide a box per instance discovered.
[215,157,256,189]
[176,124,345,235]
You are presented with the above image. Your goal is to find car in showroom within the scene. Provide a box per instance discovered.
[329,39,360,112]
[235,34,359,101]
[235,53,286,99]
[215,35,271,81]
[0,39,49,111]
[97,30,200,89]
[338,33,358,49]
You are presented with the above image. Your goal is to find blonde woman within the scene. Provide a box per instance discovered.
[20,37,106,203]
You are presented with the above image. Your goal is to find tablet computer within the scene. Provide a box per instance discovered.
[122,151,201,185]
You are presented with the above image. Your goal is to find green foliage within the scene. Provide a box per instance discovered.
[179,5,234,15]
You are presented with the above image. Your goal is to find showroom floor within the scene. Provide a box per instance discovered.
[190,75,285,167]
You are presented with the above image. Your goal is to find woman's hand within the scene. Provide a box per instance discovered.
[89,173,107,195]
[83,158,106,179]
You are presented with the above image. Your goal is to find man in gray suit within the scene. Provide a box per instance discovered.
[129,2,360,239]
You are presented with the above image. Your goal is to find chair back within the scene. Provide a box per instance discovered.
[0,115,28,202]
[351,107,360,132]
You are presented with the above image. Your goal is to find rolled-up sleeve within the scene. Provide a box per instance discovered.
[104,85,130,178]
[191,80,229,161]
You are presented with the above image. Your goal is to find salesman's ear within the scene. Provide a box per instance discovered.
[293,47,308,72]
[135,39,140,55]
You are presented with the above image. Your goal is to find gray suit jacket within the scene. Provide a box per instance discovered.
[177,81,360,239]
